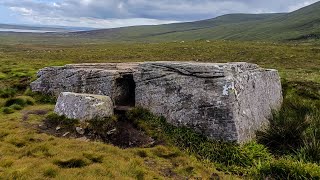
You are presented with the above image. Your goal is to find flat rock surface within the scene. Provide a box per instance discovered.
[54,92,114,121]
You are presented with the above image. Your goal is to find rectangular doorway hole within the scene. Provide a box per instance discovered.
[114,74,136,107]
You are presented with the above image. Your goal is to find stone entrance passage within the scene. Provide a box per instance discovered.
[31,62,283,143]
[115,74,136,107]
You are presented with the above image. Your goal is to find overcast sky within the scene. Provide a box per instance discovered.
[0,0,319,28]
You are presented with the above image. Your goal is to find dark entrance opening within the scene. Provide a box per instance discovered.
[114,74,136,108]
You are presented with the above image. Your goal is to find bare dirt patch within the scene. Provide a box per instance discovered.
[22,109,49,121]
[35,115,155,149]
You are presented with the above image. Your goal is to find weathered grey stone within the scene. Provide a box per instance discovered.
[54,92,114,121]
[31,63,139,106]
[32,62,283,143]
[134,62,282,143]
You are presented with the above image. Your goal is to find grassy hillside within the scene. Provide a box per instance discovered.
[69,1,320,42]
[0,2,319,44]
[71,13,283,40]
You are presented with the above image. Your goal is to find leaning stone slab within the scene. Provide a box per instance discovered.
[54,92,114,121]
[134,62,283,143]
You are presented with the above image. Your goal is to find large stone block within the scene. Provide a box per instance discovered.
[54,92,114,121]
[32,62,283,143]
[134,62,282,143]
[31,63,139,106]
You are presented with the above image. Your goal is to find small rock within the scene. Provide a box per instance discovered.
[106,128,117,135]
[209,173,220,180]
[54,92,114,121]
[76,127,85,135]
[148,138,155,146]
[76,136,89,142]
[56,126,61,131]
[38,124,47,130]
[62,132,70,137]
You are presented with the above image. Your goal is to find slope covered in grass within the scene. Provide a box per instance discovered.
[52,1,319,42]
[70,13,283,40]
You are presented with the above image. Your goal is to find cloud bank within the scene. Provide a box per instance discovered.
[0,0,319,28]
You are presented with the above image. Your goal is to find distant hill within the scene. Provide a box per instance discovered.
[71,1,320,42]
[0,24,69,32]
[72,13,284,41]
[0,24,95,32]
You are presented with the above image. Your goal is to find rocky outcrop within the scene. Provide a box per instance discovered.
[32,62,283,143]
[54,92,114,121]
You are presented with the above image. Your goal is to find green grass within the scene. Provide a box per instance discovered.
[254,158,320,179]
[0,105,229,179]
[45,112,80,128]
[127,107,273,176]
[0,41,319,88]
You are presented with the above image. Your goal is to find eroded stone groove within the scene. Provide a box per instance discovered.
[31,61,283,143]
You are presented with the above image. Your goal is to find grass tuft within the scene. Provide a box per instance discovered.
[2,107,15,114]
[257,98,312,154]
[5,98,27,107]
[297,110,320,164]
[86,116,118,139]
[153,146,181,159]
[54,158,89,168]
[10,104,23,110]
[45,113,79,128]
[83,152,104,163]
[298,131,320,164]
[0,88,17,98]
[136,150,148,158]
[24,89,56,104]
[253,158,320,179]
[4,96,35,107]
[0,131,9,140]
[43,167,58,178]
